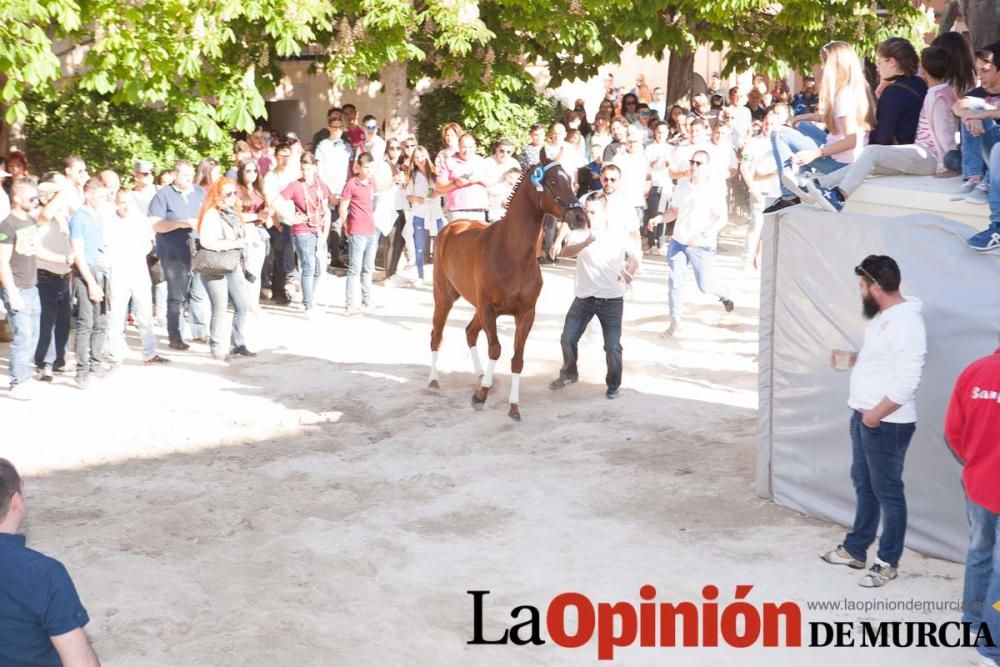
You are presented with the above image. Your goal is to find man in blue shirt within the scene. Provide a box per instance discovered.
[147,160,207,350]
[68,178,110,389]
[0,459,99,667]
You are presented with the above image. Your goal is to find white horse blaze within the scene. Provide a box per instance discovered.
[482,359,496,388]
[509,373,521,405]
[429,351,440,382]
[469,346,484,376]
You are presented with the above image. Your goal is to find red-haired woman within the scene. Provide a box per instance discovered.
[195,178,254,360]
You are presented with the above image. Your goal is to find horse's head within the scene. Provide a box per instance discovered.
[531,156,589,231]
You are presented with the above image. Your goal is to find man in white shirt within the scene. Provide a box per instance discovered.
[315,115,354,268]
[483,138,521,189]
[649,87,667,119]
[822,255,926,589]
[723,86,753,149]
[611,125,650,227]
[549,165,640,400]
[741,109,781,270]
[360,115,386,163]
[660,150,734,337]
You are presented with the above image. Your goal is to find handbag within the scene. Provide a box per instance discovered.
[188,238,240,277]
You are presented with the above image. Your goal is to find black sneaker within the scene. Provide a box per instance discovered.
[763,195,801,215]
[52,361,66,374]
[720,298,734,313]
[606,386,621,400]
[230,345,257,358]
[168,340,190,351]
[549,376,578,390]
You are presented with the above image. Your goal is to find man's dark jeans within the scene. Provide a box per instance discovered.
[558,296,623,389]
[34,270,72,369]
[843,410,916,568]
[162,257,191,344]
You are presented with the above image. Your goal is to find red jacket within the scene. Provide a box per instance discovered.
[945,348,1000,514]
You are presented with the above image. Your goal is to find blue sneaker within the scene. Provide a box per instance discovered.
[967,225,1000,252]
[807,180,845,213]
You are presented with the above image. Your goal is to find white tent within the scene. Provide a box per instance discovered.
[755,181,1000,563]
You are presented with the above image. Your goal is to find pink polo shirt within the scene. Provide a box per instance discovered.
[438,155,489,211]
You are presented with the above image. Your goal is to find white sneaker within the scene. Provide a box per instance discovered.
[949,179,979,200]
[859,558,897,587]
[781,171,814,204]
[8,382,35,401]
[966,182,990,205]
[820,544,865,569]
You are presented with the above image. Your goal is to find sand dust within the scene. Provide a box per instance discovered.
[3,224,976,666]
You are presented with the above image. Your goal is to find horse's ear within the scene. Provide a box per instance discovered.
[538,148,551,166]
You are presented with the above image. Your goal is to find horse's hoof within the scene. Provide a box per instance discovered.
[428,379,440,389]
[508,404,521,421]
[471,387,488,409]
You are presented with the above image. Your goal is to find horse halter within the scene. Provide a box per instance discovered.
[531,161,582,213]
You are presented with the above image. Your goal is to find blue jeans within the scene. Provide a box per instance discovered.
[34,271,71,369]
[412,217,427,279]
[959,99,1000,180]
[0,286,40,387]
[666,239,729,324]
[558,296,624,389]
[843,410,915,568]
[200,269,250,356]
[346,233,378,308]
[962,496,1000,662]
[292,233,320,311]
[162,258,190,343]
[771,122,848,197]
[989,143,1000,225]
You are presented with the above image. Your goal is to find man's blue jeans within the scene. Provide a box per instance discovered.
[962,496,1000,662]
[346,233,378,308]
[558,296,624,389]
[843,410,915,568]
[0,286,40,387]
[667,239,729,325]
[959,98,1000,180]
[292,233,320,311]
[771,122,847,197]
[162,257,208,342]
[989,143,1000,225]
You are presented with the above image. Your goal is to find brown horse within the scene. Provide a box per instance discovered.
[428,157,589,420]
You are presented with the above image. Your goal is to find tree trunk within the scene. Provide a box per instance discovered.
[962,0,1000,49]
[939,1,960,34]
[666,49,695,107]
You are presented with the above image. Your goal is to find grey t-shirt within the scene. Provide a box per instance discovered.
[0,213,40,289]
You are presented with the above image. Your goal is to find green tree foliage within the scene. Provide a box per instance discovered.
[22,90,233,180]
[2,0,941,147]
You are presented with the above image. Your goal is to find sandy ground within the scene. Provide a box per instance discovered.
[2,222,980,666]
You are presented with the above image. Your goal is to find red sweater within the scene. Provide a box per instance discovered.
[945,349,1000,514]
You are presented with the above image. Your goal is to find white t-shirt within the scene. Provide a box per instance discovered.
[482,155,521,187]
[611,149,649,208]
[744,135,780,197]
[572,199,634,299]
[670,141,735,187]
[669,178,726,248]
[645,142,674,192]
[826,89,869,163]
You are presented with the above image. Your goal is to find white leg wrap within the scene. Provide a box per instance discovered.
[482,358,496,388]
[509,373,521,405]
[429,351,439,382]
[469,346,483,376]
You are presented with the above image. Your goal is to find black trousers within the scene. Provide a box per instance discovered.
[35,271,72,369]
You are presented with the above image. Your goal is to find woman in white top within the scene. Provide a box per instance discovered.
[404,146,439,283]
[766,41,875,213]
[195,178,253,361]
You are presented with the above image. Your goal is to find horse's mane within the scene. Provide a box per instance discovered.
[501,166,530,211]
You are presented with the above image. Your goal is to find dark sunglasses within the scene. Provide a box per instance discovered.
[690,160,707,167]
[855,263,879,286]
[499,148,513,154]
[601,176,619,183]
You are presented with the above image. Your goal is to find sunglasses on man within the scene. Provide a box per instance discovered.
[364,124,378,131]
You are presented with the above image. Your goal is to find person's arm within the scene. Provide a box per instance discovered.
[943,371,968,463]
[558,232,595,258]
[70,224,103,303]
[930,95,959,173]
[50,628,100,667]
[338,182,352,236]
[862,316,927,427]
[34,245,72,265]
[740,159,763,203]
[795,114,860,165]
[0,242,24,311]
[148,193,192,234]
[791,112,821,124]
[869,89,901,146]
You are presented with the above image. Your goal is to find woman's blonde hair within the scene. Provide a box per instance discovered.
[818,41,875,133]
